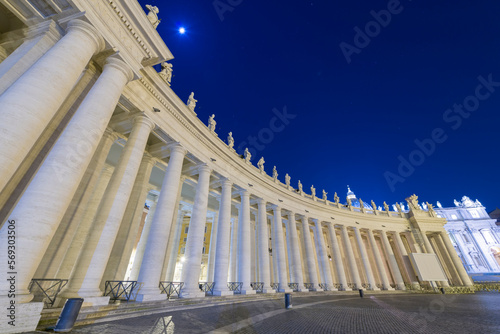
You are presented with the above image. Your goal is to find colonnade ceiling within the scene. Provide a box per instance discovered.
[0,2,25,33]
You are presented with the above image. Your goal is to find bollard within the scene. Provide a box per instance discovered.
[440,287,445,294]
[358,289,364,298]
[285,293,292,309]
[54,298,84,332]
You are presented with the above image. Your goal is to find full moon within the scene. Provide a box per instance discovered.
[179,27,186,34]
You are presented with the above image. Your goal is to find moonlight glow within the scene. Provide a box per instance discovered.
[179,27,185,34]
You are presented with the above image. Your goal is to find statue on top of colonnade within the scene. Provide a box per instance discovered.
[272,166,278,182]
[298,180,303,194]
[244,148,251,163]
[406,194,421,212]
[334,192,339,204]
[146,5,161,28]
[159,62,173,85]
[257,157,265,173]
[310,185,316,198]
[208,114,216,132]
[285,173,291,188]
[187,92,197,112]
[384,201,390,212]
[322,190,327,201]
[227,132,234,149]
[371,200,377,211]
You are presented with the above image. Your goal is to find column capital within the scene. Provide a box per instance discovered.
[104,56,134,82]
[270,204,281,212]
[133,114,155,131]
[142,151,155,165]
[256,197,266,206]
[219,177,233,188]
[66,19,105,54]
[287,210,295,218]
[239,189,250,198]
[196,163,212,175]
[103,127,118,142]
[311,218,319,223]
[167,142,187,156]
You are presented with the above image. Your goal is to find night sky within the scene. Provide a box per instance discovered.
[140,0,499,211]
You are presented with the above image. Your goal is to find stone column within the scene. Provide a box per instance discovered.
[326,223,348,291]
[340,225,361,290]
[229,216,239,282]
[129,196,158,280]
[135,143,187,301]
[287,211,307,292]
[421,232,434,254]
[0,57,133,304]
[104,152,155,284]
[0,19,105,193]
[272,205,292,292]
[163,205,186,282]
[206,212,219,282]
[393,232,420,289]
[367,229,392,290]
[35,128,117,279]
[180,165,212,298]
[61,115,154,305]
[256,199,274,293]
[353,228,378,290]
[313,220,335,290]
[213,179,234,296]
[300,217,319,291]
[379,231,405,290]
[440,232,473,286]
[236,190,255,294]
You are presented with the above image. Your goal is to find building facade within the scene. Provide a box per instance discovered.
[0,0,473,332]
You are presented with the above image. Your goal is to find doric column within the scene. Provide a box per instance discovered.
[129,196,158,280]
[0,19,105,193]
[135,143,187,301]
[104,152,155,284]
[379,231,405,290]
[61,115,154,305]
[300,217,319,291]
[213,179,234,296]
[287,211,307,292]
[272,205,292,292]
[207,212,219,282]
[313,219,335,290]
[393,232,420,289]
[256,198,274,293]
[180,165,212,298]
[367,229,392,290]
[0,57,133,304]
[353,228,378,290]
[326,223,348,290]
[340,225,361,290]
[229,216,239,282]
[237,190,255,294]
[440,232,473,286]
[163,205,186,282]
[421,232,434,254]
[35,128,117,279]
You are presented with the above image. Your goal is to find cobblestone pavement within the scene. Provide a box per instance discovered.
[36,292,500,333]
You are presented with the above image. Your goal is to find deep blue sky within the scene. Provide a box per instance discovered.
[140,0,499,211]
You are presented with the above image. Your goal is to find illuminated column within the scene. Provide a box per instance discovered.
[136,144,187,301]
[300,217,319,290]
[237,190,255,294]
[207,212,219,282]
[129,196,158,280]
[0,57,132,304]
[379,231,405,290]
[313,219,335,290]
[287,211,307,292]
[393,232,420,289]
[367,229,392,290]
[340,225,361,290]
[229,216,239,282]
[62,115,154,305]
[180,165,212,298]
[326,223,348,290]
[272,205,292,292]
[0,20,104,193]
[163,205,186,282]
[213,179,234,296]
[440,232,473,286]
[353,228,378,290]
[257,199,274,293]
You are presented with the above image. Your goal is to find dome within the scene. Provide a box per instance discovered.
[345,186,372,209]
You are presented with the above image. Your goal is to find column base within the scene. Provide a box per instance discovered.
[278,288,293,293]
[180,290,205,299]
[136,293,168,303]
[368,287,380,291]
[261,288,276,294]
[296,288,309,292]
[240,289,256,295]
[382,287,395,291]
[0,300,43,334]
[396,284,406,290]
[213,290,234,296]
[82,296,111,307]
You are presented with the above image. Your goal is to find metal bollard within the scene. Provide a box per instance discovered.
[359,289,364,298]
[440,287,445,294]
[285,293,292,309]
[54,298,84,332]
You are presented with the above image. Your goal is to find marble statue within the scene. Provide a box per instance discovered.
[371,200,377,210]
[475,199,482,206]
[346,196,352,207]
[359,198,364,209]
[436,201,442,208]
[285,173,291,187]
[146,5,161,28]
[257,157,265,172]
[334,192,339,204]
[311,185,316,197]
[322,190,327,201]
[187,92,197,111]
[422,202,428,210]
[392,204,398,212]
[244,148,251,163]
[384,201,389,212]
[298,180,303,193]
[208,114,216,132]
[159,62,173,85]
[454,199,460,207]
[272,166,278,181]
[426,202,436,216]
[227,132,234,149]
[406,194,420,211]
[396,203,402,212]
